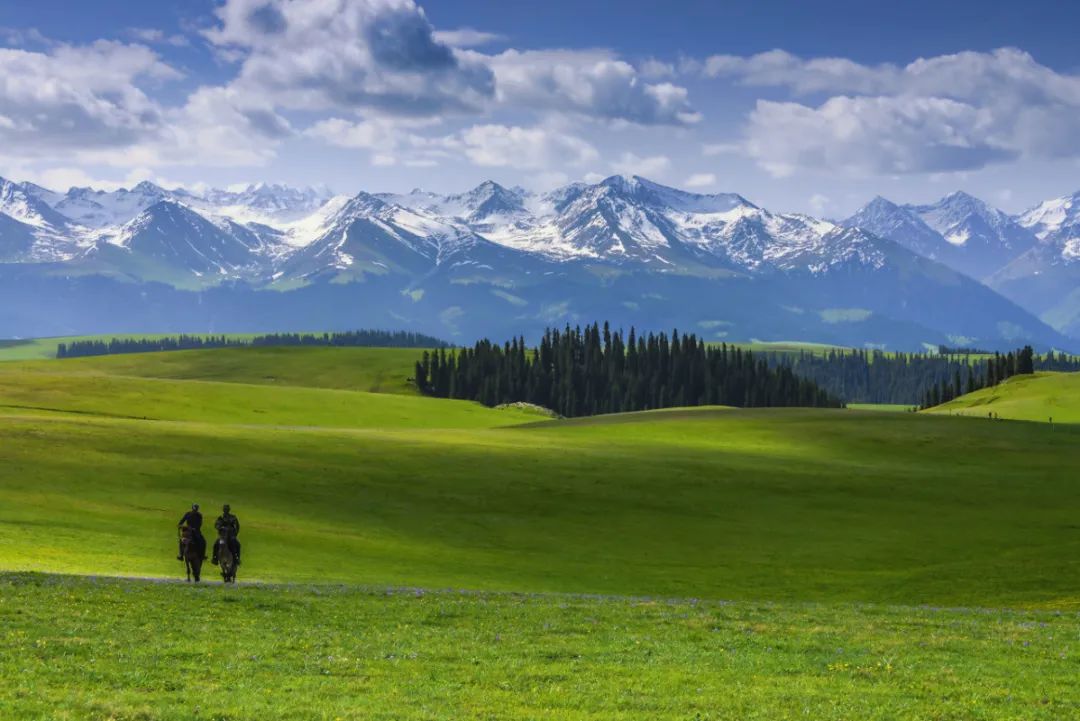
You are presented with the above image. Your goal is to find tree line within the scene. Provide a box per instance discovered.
[56,330,449,358]
[761,346,1080,407]
[414,323,844,417]
[915,346,1052,409]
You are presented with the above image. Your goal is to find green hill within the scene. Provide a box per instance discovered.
[0,333,265,362]
[4,345,428,394]
[927,371,1080,423]
[3,346,1080,720]
[2,348,1079,607]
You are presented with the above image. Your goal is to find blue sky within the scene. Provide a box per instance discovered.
[4,0,1080,216]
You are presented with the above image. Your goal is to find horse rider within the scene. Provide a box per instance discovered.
[177,503,207,561]
[213,503,241,566]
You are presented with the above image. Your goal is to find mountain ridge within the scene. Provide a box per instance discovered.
[0,173,1075,350]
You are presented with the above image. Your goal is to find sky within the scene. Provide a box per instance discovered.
[4,0,1080,216]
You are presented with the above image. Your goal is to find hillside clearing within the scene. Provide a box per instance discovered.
[928,371,1080,423]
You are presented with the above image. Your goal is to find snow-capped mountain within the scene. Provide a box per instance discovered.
[1017,190,1080,243]
[0,174,1072,350]
[0,212,38,262]
[183,183,335,225]
[50,181,171,229]
[0,177,84,260]
[844,192,1035,280]
[986,190,1080,336]
[98,200,266,278]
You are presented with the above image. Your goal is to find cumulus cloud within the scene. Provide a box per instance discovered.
[704,47,1080,176]
[808,193,830,215]
[304,115,451,166]
[0,40,178,157]
[684,172,716,188]
[305,116,429,150]
[128,28,190,47]
[308,118,600,172]
[639,58,676,79]
[432,28,505,47]
[206,0,496,116]
[746,96,1015,177]
[457,125,598,169]
[74,85,292,169]
[485,49,699,126]
[3,2,705,180]
[610,152,671,177]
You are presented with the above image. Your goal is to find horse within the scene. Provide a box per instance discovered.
[179,527,203,583]
[216,527,238,584]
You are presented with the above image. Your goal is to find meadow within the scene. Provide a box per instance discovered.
[930,370,1080,423]
[3,573,1078,721]
[2,346,1080,719]
[0,333,270,362]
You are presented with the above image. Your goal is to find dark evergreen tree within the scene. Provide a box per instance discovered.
[418,323,844,417]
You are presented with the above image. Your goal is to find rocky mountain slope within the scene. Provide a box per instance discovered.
[0,174,1073,350]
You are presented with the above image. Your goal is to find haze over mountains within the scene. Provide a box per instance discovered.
[1,173,1077,350]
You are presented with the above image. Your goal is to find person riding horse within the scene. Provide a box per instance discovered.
[177,503,207,561]
[212,504,241,566]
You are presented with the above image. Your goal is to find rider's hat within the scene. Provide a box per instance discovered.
[192,503,199,510]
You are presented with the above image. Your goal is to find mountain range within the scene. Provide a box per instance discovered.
[1,173,1077,350]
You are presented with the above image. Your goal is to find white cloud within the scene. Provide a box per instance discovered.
[704,47,1080,175]
[745,95,1014,177]
[639,58,675,79]
[808,193,830,215]
[13,166,205,193]
[610,152,671,178]
[458,124,598,169]
[128,28,190,47]
[702,49,894,95]
[305,116,423,150]
[529,170,571,190]
[484,49,698,125]
[0,41,179,157]
[702,142,742,156]
[305,115,451,168]
[206,0,496,116]
[684,172,716,188]
[432,28,505,48]
[75,86,293,169]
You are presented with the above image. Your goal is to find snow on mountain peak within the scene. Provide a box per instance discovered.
[1018,190,1080,242]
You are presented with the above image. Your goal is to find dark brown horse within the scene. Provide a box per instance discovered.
[216,527,237,584]
[179,527,203,582]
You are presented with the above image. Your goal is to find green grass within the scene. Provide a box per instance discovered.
[4,346,1080,719]
[5,346,427,394]
[847,403,916,413]
[0,333,266,362]
[2,349,1080,607]
[929,371,1080,424]
[3,573,1078,721]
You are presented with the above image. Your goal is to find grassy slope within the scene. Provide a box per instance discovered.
[0,333,268,362]
[847,403,915,412]
[1,350,1079,606]
[3,347,1080,720]
[3,573,1077,721]
[928,371,1080,423]
[4,346,425,394]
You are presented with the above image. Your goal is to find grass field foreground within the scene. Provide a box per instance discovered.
[2,573,1078,721]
